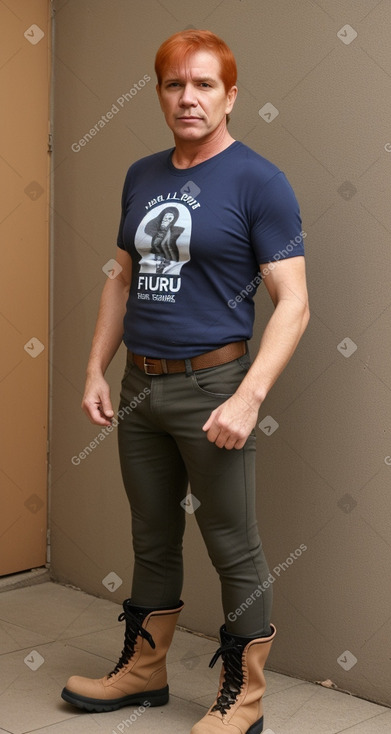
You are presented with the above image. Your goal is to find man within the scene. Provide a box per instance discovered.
[61,29,309,734]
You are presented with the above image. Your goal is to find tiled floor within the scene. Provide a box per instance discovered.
[0,581,390,734]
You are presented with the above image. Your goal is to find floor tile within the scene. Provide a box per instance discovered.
[0,641,116,734]
[0,618,52,655]
[264,683,389,733]
[61,624,123,663]
[0,583,119,640]
[169,626,218,662]
[19,696,205,734]
[336,711,391,733]
[168,651,220,702]
[264,669,310,696]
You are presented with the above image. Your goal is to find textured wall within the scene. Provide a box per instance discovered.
[50,0,391,707]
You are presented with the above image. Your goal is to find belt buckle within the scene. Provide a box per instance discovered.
[143,357,168,375]
[144,357,158,375]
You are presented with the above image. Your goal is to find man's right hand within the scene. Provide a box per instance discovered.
[80,248,131,426]
[82,374,114,426]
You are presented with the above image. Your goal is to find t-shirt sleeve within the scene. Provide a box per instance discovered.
[116,211,125,250]
[116,167,132,250]
[250,171,305,264]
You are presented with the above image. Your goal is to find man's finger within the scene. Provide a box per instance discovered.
[206,426,219,444]
[202,411,214,432]
[98,401,114,419]
[83,399,113,426]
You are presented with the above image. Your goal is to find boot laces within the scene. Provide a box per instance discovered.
[107,606,155,678]
[209,639,244,715]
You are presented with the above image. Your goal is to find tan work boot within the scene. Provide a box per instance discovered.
[61,599,184,712]
[191,624,276,733]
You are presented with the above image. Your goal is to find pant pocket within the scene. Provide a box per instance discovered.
[191,355,251,399]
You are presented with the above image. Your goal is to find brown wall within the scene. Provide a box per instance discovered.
[50,0,391,707]
[0,0,50,575]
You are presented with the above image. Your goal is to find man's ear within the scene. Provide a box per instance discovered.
[225,85,238,116]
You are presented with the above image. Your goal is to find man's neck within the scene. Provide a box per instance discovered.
[171,127,236,169]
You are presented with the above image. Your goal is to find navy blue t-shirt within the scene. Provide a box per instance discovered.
[117,141,305,358]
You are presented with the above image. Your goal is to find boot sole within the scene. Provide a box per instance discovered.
[61,684,169,712]
[246,715,264,734]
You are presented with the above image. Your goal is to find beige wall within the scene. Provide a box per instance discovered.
[50,0,391,707]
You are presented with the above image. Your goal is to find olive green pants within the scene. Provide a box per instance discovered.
[117,351,272,636]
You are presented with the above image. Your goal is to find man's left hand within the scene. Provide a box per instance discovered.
[202,393,259,450]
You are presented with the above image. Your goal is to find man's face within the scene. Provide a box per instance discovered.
[157,50,237,143]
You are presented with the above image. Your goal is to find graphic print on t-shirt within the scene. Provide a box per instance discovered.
[134,203,191,275]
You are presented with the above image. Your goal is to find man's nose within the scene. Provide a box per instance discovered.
[179,82,197,106]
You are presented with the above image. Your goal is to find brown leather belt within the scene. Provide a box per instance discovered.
[127,341,247,376]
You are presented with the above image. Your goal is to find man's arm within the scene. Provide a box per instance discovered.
[203,256,310,450]
[82,247,132,426]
